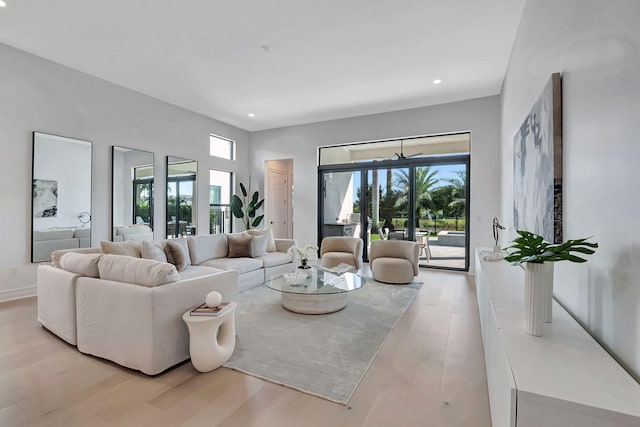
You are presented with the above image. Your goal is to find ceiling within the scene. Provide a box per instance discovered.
[0,0,525,132]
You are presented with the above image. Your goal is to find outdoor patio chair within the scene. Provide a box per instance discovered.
[416,231,431,261]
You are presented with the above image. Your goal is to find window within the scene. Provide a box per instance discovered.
[210,134,235,160]
[210,170,233,234]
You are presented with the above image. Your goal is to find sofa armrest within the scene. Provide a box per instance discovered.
[275,238,296,253]
[37,264,82,345]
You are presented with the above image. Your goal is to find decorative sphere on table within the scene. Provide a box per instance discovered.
[205,291,222,308]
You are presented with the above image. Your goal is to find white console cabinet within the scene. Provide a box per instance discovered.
[475,249,640,427]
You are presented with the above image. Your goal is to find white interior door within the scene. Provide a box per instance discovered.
[265,160,293,238]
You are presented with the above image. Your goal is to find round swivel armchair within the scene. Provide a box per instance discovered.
[318,237,363,271]
[369,240,419,284]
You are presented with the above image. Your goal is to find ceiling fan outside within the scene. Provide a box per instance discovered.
[394,140,423,159]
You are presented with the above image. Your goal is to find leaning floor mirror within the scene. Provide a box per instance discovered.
[32,132,92,262]
[166,156,197,238]
[111,146,155,242]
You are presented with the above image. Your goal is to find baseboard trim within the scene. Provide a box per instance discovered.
[0,286,37,303]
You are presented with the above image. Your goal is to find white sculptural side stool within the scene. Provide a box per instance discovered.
[182,301,237,373]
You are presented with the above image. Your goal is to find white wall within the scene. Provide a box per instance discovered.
[0,42,249,301]
[249,96,501,272]
[500,0,640,379]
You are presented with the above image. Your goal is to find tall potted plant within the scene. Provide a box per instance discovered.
[504,230,598,336]
[231,177,265,230]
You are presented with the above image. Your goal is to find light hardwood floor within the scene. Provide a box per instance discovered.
[0,268,491,427]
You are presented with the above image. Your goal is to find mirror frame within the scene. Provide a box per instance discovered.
[111,146,155,241]
[166,156,198,238]
[31,131,93,263]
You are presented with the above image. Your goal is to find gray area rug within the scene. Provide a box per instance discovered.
[223,278,421,404]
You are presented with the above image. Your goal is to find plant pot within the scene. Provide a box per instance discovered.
[523,262,551,336]
[541,262,554,323]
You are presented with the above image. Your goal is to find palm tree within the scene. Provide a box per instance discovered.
[395,167,439,229]
[446,171,466,229]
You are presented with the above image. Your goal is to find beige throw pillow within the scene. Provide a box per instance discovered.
[100,240,141,257]
[140,241,168,263]
[98,254,179,287]
[166,238,191,265]
[228,234,253,258]
[246,227,277,252]
[59,252,102,278]
[165,240,189,271]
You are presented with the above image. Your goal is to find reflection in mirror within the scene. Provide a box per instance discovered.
[112,146,154,242]
[32,132,92,262]
[166,156,197,238]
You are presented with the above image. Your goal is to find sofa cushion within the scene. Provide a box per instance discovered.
[140,241,168,263]
[116,224,152,235]
[178,265,224,280]
[100,240,141,257]
[51,247,103,268]
[164,240,189,272]
[199,257,263,274]
[98,254,179,287]
[73,228,90,239]
[246,227,277,252]
[187,234,228,264]
[250,233,270,257]
[60,252,102,277]
[33,229,75,241]
[257,251,292,268]
[228,234,253,258]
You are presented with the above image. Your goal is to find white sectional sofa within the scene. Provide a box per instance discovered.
[32,228,91,262]
[112,224,154,242]
[37,232,295,375]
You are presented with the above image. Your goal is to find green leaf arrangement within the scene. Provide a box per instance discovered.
[504,230,598,266]
[230,176,265,230]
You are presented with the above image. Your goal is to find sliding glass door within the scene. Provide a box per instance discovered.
[414,163,468,269]
[318,157,469,271]
[318,133,470,271]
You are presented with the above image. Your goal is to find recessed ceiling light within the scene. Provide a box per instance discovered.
[0,1,7,7]
[260,45,271,53]
[247,113,256,118]
[433,79,442,85]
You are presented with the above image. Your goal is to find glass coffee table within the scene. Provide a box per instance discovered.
[264,268,365,314]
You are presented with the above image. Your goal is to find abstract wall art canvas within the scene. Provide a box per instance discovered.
[33,179,58,217]
[513,73,563,243]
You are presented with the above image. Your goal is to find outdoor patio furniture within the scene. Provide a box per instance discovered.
[416,231,431,261]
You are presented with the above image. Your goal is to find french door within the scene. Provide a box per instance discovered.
[318,156,469,271]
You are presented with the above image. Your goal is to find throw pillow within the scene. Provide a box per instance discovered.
[59,252,102,278]
[98,254,179,287]
[246,227,277,252]
[165,240,189,271]
[140,241,168,263]
[227,234,253,258]
[166,238,192,265]
[250,233,270,257]
[100,240,141,257]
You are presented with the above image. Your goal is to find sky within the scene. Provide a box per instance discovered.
[351,164,465,194]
